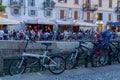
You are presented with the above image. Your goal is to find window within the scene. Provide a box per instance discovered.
[109,0,112,8]
[98,0,102,7]
[28,0,35,6]
[74,0,79,4]
[87,12,90,20]
[117,15,120,21]
[60,10,65,19]
[118,1,120,7]
[97,13,103,20]
[108,14,112,21]
[58,0,67,3]
[74,11,78,20]
[28,10,37,16]
[45,10,52,17]
[12,8,20,15]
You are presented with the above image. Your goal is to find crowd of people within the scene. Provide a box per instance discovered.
[0,28,120,41]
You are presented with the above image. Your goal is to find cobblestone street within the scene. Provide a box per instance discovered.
[1,64,120,80]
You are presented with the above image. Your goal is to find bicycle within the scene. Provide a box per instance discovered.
[90,41,109,67]
[104,40,120,65]
[65,41,90,69]
[9,39,66,76]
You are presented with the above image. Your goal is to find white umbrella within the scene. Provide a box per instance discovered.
[0,17,20,25]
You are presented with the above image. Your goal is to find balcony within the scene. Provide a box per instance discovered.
[82,3,98,11]
[84,20,93,23]
[43,0,55,10]
[115,6,120,13]
[10,1,23,8]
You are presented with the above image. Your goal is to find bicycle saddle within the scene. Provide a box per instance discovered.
[41,43,52,46]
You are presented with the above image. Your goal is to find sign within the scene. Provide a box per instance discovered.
[107,22,120,26]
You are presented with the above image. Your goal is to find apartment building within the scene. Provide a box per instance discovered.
[1,0,120,32]
[2,0,56,31]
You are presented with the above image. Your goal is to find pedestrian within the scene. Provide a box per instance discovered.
[0,29,4,40]
[117,31,120,40]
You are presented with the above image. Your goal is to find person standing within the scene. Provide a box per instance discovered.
[3,28,8,40]
[117,31,120,40]
[0,29,4,40]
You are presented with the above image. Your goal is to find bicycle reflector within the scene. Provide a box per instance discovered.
[95,49,102,54]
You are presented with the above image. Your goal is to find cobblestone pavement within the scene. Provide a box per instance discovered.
[1,64,120,80]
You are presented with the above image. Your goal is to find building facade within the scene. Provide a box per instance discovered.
[1,0,120,32]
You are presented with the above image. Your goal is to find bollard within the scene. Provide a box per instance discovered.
[0,57,3,76]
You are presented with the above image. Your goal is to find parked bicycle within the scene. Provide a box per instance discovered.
[65,41,90,69]
[9,39,66,76]
[91,40,120,67]
[104,40,120,65]
[90,41,109,67]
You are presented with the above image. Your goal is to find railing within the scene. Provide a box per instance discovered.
[115,6,120,13]
[10,1,24,8]
[82,3,98,11]
[43,1,55,10]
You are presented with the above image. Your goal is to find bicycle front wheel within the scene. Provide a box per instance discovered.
[48,55,66,74]
[9,59,26,76]
[65,53,78,69]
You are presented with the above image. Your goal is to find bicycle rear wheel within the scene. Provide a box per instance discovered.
[91,50,109,67]
[9,59,26,76]
[48,55,66,74]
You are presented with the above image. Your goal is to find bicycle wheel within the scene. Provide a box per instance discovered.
[9,59,26,76]
[117,50,120,63]
[91,50,109,67]
[91,53,101,67]
[99,50,109,66]
[48,55,66,74]
[65,53,78,69]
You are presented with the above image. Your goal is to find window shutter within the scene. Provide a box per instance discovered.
[72,11,74,20]
[74,11,78,20]
[64,10,66,19]
[58,10,60,19]
[78,12,80,20]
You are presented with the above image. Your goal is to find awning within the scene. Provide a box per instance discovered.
[38,19,55,25]
[25,20,38,24]
[0,17,20,25]
[74,21,96,27]
[56,20,74,25]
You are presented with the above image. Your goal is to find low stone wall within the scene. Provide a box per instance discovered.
[0,40,93,76]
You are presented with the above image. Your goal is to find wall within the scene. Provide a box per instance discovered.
[0,40,93,76]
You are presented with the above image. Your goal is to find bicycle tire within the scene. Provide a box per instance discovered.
[65,52,78,69]
[91,50,109,67]
[9,59,26,76]
[117,51,120,63]
[48,55,66,74]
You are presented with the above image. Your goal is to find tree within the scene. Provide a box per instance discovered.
[0,1,5,12]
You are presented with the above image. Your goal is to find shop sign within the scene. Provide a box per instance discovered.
[107,22,120,26]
